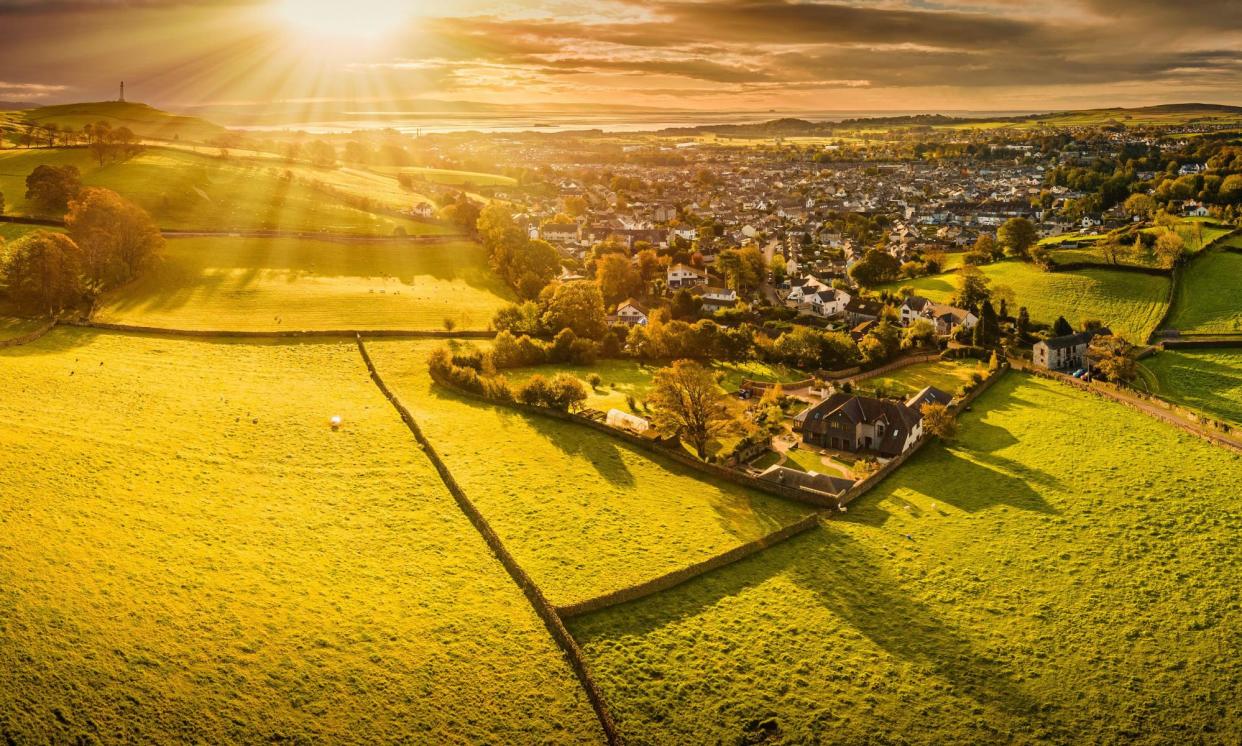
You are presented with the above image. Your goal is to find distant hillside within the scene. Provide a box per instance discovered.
[22,101,226,142]
[0,101,38,111]
[656,103,1242,137]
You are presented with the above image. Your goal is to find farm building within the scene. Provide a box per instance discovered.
[1033,328,1110,370]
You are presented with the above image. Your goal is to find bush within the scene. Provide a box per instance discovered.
[587,373,603,388]
[518,374,553,406]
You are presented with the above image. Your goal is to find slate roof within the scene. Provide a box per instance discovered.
[1040,327,1111,350]
[905,385,953,410]
[795,393,923,457]
[758,465,854,497]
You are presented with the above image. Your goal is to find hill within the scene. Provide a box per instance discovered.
[21,101,226,142]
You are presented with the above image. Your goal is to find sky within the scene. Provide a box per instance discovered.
[1,0,1241,117]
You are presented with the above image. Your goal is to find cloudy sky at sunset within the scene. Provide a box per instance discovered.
[2,0,1241,116]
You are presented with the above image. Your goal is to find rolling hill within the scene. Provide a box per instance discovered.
[21,101,226,142]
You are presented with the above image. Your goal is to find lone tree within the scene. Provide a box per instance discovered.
[647,359,735,459]
[998,217,1038,259]
[848,248,901,287]
[920,403,957,441]
[0,231,85,316]
[1088,335,1138,383]
[65,187,164,290]
[25,164,82,212]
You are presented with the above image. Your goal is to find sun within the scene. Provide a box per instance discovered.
[272,0,409,40]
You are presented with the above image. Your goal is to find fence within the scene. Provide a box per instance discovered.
[355,336,622,745]
[839,352,941,386]
[557,513,823,619]
[0,319,57,349]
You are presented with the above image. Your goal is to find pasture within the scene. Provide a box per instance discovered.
[93,237,513,331]
[0,329,601,744]
[365,339,814,607]
[886,260,1170,342]
[1140,348,1242,425]
[373,165,517,187]
[0,147,441,236]
[572,374,1242,743]
[19,101,225,142]
[1165,249,1242,334]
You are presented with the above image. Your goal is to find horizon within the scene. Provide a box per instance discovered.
[2,1,1241,116]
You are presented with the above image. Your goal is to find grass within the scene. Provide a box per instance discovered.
[0,146,443,236]
[854,358,985,399]
[1140,348,1242,425]
[0,315,44,342]
[884,260,1170,342]
[1165,249,1242,334]
[365,339,814,607]
[372,165,517,187]
[571,374,1242,743]
[0,328,602,743]
[93,237,513,331]
[21,101,225,142]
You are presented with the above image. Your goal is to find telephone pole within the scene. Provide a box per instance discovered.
[119,81,125,102]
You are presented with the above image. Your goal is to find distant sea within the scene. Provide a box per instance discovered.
[232,109,1040,135]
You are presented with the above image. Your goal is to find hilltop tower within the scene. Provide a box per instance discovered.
[119,81,125,102]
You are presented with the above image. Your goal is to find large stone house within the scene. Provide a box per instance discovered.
[1033,328,1109,370]
[794,392,927,457]
[900,295,978,335]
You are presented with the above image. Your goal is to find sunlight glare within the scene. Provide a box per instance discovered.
[273,0,410,40]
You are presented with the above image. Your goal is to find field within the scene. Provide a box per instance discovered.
[372,165,517,187]
[0,329,602,743]
[0,146,442,235]
[365,339,814,606]
[20,101,225,142]
[1165,249,1242,334]
[885,260,1170,341]
[571,374,1242,743]
[93,237,513,331]
[1140,348,1242,425]
[853,358,985,399]
[0,315,44,342]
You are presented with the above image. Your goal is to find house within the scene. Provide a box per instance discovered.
[844,297,884,324]
[905,385,953,411]
[697,286,739,312]
[667,263,709,289]
[541,223,580,244]
[785,275,831,306]
[757,464,854,498]
[411,202,436,219]
[1182,200,1210,217]
[1032,328,1109,370]
[900,296,978,335]
[612,298,649,326]
[808,287,851,318]
[794,393,924,457]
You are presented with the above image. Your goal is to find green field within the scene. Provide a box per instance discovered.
[572,374,1242,743]
[373,165,517,187]
[1141,348,1242,425]
[0,315,44,342]
[0,329,601,743]
[94,237,513,331]
[1165,249,1242,334]
[886,261,1170,342]
[20,101,225,142]
[365,340,814,606]
[854,358,985,399]
[0,147,442,235]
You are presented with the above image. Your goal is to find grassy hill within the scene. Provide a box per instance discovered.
[0,329,603,743]
[0,146,443,235]
[21,101,225,142]
[572,373,1242,743]
[1165,243,1242,334]
[94,237,512,331]
[1140,348,1242,426]
[880,261,1171,342]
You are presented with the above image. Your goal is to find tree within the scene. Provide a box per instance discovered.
[439,194,481,235]
[1088,335,1137,383]
[0,190,5,216]
[1154,230,1186,268]
[596,253,642,305]
[1016,306,1031,338]
[0,231,84,315]
[65,187,164,289]
[902,318,937,349]
[973,232,1000,260]
[920,403,957,441]
[646,359,735,459]
[1052,316,1074,336]
[770,254,787,284]
[998,217,1037,259]
[952,265,991,309]
[25,164,82,212]
[542,281,607,339]
[973,300,998,347]
[848,248,901,287]
[1123,193,1156,219]
[670,288,699,320]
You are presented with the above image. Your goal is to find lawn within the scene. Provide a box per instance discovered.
[0,146,444,236]
[93,236,513,331]
[0,315,44,342]
[853,357,985,399]
[571,374,1242,743]
[1140,348,1242,425]
[0,329,601,743]
[1165,249,1242,334]
[884,260,1170,342]
[365,339,814,607]
[371,165,517,187]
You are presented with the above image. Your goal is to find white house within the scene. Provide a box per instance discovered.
[667,263,708,289]
[613,299,649,326]
[698,286,739,312]
[1183,200,1210,217]
[808,287,851,318]
[900,296,978,335]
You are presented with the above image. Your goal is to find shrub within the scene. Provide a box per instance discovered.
[547,373,588,412]
[587,373,603,389]
[518,375,553,406]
